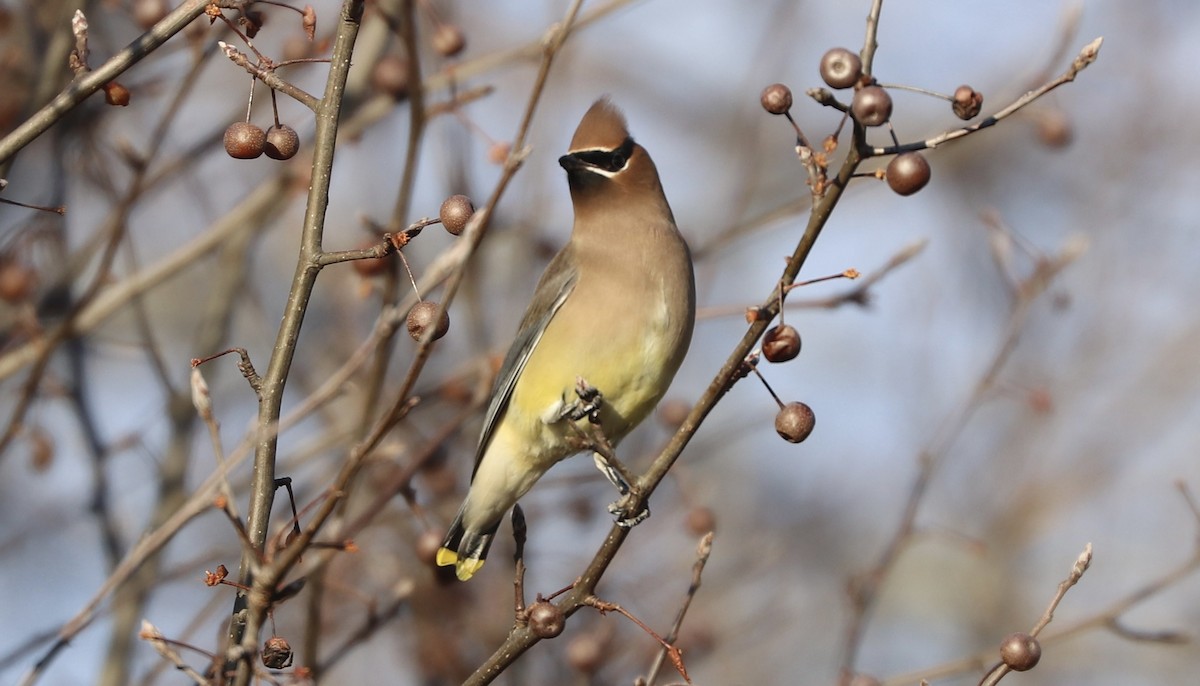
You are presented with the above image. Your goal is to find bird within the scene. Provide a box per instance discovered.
[435,98,696,581]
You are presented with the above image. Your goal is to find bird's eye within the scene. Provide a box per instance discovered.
[608,151,626,171]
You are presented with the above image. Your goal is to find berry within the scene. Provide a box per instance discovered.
[762,324,801,362]
[657,398,691,429]
[406,301,450,341]
[371,54,409,99]
[103,82,130,107]
[999,632,1041,671]
[132,0,167,29]
[415,530,443,566]
[487,141,512,166]
[885,152,931,196]
[1036,109,1073,148]
[775,402,815,443]
[439,194,474,236]
[819,48,862,89]
[684,506,716,536]
[850,86,892,127]
[566,633,604,673]
[952,84,983,120]
[261,636,292,669]
[432,24,465,57]
[264,124,299,160]
[281,35,311,62]
[0,259,37,303]
[760,83,793,115]
[527,600,565,639]
[224,122,266,159]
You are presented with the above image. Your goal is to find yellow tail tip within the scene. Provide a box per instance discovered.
[435,547,486,580]
[456,558,485,581]
[435,547,458,567]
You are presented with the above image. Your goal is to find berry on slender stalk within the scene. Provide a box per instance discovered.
[775,402,815,443]
[819,48,862,89]
[224,121,266,159]
[952,84,983,120]
[407,301,450,341]
[264,124,299,160]
[762,324,802,362]
[885,152,931,196]
[439,195,474,236]
[851,85,892,126]
[760,83,793,115]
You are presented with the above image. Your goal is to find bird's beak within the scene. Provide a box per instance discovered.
[558,153,587,172]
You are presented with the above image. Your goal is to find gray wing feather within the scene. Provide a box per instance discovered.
[472,246,578,476]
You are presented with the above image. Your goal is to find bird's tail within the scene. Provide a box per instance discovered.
[436,505,498,581]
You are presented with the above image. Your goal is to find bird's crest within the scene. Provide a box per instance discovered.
[569,97,630,153]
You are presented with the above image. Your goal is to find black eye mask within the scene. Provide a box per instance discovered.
[571,137,635,173]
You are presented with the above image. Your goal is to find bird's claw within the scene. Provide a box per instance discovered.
[561,378,603,423]
[608,495,650,528]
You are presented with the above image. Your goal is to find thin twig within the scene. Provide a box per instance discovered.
[139,622,211,686]
[645,532,714,686]
[868,38,1104,156]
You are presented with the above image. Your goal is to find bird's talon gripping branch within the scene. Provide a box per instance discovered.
[608,494,650,528]
[593,450,648,526]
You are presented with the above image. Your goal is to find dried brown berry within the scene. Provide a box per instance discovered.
[281,35,311,62]
[432,24,466,57]
[439,194,474,236]
[264,124,300,160]
[103,82,130,107]
[684,506,716,536]
[762,324,802,362]
[488,141,512,166]
[0,259,37,303]
[657,398,691,429]
[952,84,983,120]
[132,0,168,29]
[775,401,815,443]
[566,633,605,673]
[885,152,931,196]
[527,600,565,639]
[371,54,409,99]
[1036,109,1073,148]
[819,48,862,89]
[851,85,892,127]
[240,9,264,38]
[760,83,793,115]
[999,632,1041,671]
[261,636,293,669]
[224,122,266,159]
[415,529,443,566]
[406,301,450,341]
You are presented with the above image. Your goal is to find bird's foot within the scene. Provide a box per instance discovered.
[559,377,603,423]
[608,493,650,528]
[592,450,647,527]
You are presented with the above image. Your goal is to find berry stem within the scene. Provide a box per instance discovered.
[243,75,255,123]
[750,363,785,409]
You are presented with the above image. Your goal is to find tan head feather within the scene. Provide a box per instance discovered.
[568,98,631,153]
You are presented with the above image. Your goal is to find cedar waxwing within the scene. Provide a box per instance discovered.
[436,98,696,581]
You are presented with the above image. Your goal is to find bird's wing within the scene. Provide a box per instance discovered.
[472,245,579,476]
